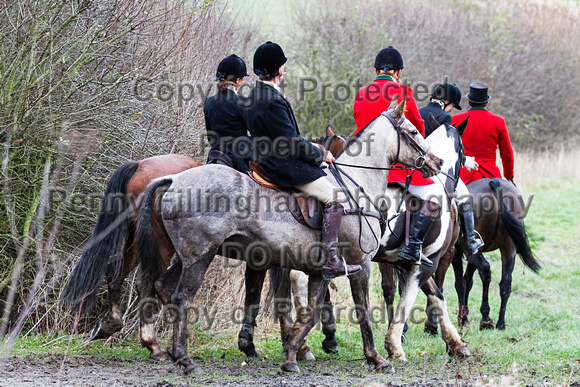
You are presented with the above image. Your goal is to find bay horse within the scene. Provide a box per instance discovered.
[61,154,202,360]
[381,179,540,337]
[263,119,471,362]
[135,101,442,374]
[448,178,540,330]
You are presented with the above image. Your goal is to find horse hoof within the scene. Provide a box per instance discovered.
[298,350,315,361]
[374,359,395,373]
[496,322,506,330]
[89,320,123,341]
[238,340,260,358]
[424,324,438,336]
[281,361,300,373]
[177,356,203,375]
[184,363,203,375]
[456,345,471,358]
[479,319,494,330]
[150,350,171,362]
[388,353,407,363]
[322,338,339,354]
[447,342,470,358]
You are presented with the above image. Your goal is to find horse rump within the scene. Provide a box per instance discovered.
[489,179,541,273]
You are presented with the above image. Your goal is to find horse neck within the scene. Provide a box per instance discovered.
[335,116,398,196]
[427,127,460,194]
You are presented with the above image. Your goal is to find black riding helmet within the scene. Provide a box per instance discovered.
[374,46,404,72]
[253,41,287,77]
[216,54,249,81]
[432,83,462,110]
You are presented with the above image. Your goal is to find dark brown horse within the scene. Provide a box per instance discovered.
[61,154,201,359]
[448,178,540,330]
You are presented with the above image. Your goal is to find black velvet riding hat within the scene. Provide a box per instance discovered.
[253,41,287,77]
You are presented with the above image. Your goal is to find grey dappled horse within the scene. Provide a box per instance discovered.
[275,119,471,363]
[135,101,441,374]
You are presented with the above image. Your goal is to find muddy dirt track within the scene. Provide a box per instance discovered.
[0,354,504,386]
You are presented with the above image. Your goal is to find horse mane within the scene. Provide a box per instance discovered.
[335,110,398,159]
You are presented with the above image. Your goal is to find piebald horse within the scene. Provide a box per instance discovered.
[135,101,442,374]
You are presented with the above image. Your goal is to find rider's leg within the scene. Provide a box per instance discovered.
[456,179,484,255]
[398,184,442,267]
[295,177,361,279]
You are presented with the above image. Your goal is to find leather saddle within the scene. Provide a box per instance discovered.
[383,196,458,252]
[247,161,323,229]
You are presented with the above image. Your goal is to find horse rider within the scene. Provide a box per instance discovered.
[419,83,484,255]
[451,82,515,185]
[420,82,462,137]
[204,54,252,172]
[244,41,361,279]
[353,46,442,267]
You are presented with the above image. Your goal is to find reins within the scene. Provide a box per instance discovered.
[326,111,431,254]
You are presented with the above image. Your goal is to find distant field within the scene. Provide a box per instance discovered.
[225,0,297,43]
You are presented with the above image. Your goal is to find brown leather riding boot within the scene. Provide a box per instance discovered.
[321,202,362,280]
[398,201,441,267]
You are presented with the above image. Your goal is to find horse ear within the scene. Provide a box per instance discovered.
[391,97,407,121]
[429,113,440,131]
[326,124,335,137]
[388,95,398,111]
[456,115,470,136]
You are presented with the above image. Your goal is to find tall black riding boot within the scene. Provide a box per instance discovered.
[398,201,440,267]
[459,199,484,255]
[321,202,362,280]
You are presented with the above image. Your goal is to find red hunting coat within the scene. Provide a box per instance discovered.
[451,107,514,184]
[353,75,433,185]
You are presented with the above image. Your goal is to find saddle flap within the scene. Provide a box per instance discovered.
[247,161,322,229]
[291,192,323,230]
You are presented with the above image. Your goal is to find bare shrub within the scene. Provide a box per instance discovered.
[0,0,257,350]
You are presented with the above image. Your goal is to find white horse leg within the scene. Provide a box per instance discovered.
[427,292,470,358]
[289,270,315,360]
[385,266,420,362]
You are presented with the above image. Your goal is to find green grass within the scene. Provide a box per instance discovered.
[12,179,580,384]
[12,335,150,359]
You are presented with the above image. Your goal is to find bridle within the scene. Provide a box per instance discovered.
[327,110,432,254]
[333,111,429,172]
[381,111,428,170]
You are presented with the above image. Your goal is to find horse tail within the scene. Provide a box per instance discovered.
[266,267,292,312]
[61,161,139,312]
[136,177,174,291]
[489,179,541,273]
